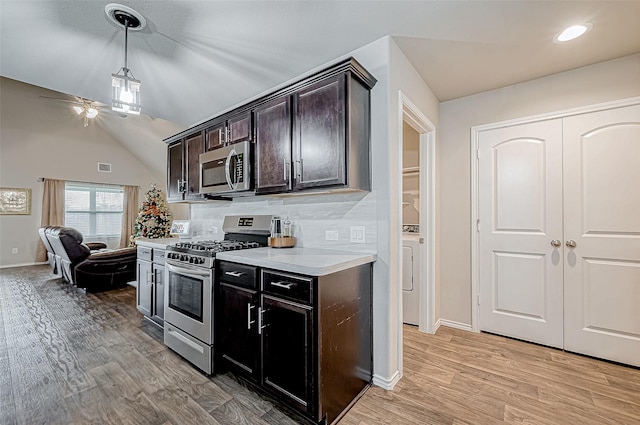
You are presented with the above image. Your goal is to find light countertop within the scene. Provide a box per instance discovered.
[216,247,376,276]
[134,237,180,250]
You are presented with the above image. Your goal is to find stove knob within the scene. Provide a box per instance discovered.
[180,255,187,261]
[199,258,206,264]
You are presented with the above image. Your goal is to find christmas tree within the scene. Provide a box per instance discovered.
[130,184,172,244]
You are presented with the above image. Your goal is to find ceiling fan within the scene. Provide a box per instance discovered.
[38,95,124,127]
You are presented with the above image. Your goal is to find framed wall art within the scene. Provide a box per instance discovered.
[0,187,32,215]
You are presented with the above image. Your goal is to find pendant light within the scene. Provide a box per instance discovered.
[106,4,146,115]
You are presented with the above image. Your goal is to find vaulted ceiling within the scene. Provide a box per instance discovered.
[2,1,639,169]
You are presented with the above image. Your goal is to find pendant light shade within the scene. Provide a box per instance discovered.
[106,4,146,115]
[111,73,141,114]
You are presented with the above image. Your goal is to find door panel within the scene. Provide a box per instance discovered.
[478,119,564,348]
[494,252,546,320]
[563,104,640,367]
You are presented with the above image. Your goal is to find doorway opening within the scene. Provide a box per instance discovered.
[397,91,436,376]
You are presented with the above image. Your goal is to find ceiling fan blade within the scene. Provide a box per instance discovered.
[38,95,83,105]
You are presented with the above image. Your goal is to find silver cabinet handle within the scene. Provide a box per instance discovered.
[566,240,577,248]
[247,303,255,330]
[258,307,267,334]
[225,271,245,277]
[271,281,295,290]
[551,240,562,248]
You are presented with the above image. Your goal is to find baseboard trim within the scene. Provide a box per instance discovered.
[0,261,47,269]
[372,370,401,390]
[439,319,475,332]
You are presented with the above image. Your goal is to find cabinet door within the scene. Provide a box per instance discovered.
[152,263,165,323]
[219,283,259,380]
[228,111,252,144]
[136,260,152,316]
[167,141,184,202]
[184,132,205,200]
[262,295,314,414]
[254,96,292,193]
[206,121,226,151]
[294,74,346,189]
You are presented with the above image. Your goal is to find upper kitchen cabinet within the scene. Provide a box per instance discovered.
[293,74,347,190]
[255,96,293,193]
[257,59,376,195]
[206,111,252,151]
[164,57,376,201]
[166,131,205,202]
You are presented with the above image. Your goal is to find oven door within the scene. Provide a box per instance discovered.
[164,261,213,344]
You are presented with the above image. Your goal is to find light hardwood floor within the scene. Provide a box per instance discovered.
[2,265,639,424]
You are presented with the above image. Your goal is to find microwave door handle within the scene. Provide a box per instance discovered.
[225,148,238,190]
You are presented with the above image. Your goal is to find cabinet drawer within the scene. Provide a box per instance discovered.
[218,261,258,290]
[262,270,313,304]
[137,246,152,262]
[153,249,165,265]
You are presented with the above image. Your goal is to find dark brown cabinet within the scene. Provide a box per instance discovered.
[255,96,292,193]
[255,67,373,195]
[167,141,184,202]
[206,111,252,151]
[167,132,205,202]
[294,74,346,189]
[216,260,372,425]
[261,292,314,414]
[217,262,260,380]
[165,58,375,201]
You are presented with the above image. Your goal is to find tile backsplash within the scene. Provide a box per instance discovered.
[190,191,377,253]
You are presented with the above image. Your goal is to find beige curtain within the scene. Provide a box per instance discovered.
[36,178,65,262]
[120,185,139,248]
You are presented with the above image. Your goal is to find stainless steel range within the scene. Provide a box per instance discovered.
[163,215,272,375]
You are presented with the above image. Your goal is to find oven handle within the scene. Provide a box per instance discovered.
[166,262,211,279]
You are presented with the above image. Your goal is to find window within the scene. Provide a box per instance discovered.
[65,182,123,242]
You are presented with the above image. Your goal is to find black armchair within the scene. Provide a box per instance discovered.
[44,226,136,291]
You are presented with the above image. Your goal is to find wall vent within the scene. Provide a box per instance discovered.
[98,163,112,173]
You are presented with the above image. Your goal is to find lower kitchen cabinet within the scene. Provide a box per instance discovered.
[136,246,165,326]
[217,261,260,380]
[261,294,314,413]
[216,260,372,425]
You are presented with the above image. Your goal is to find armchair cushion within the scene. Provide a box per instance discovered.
[74,247,137,291]
[85,242,108,251]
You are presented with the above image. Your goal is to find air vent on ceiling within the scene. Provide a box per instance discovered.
[98,163,112,173]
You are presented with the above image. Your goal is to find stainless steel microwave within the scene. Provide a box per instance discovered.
[199,141,252,195]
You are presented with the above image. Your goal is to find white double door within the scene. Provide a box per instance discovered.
[478,103,640,367]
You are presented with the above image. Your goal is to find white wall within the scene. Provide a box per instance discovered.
[438,53,640,325]
[0,77,171,267]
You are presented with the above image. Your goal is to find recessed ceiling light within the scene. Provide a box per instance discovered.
[554,23,593,43]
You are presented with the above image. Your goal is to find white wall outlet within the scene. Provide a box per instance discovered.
[12,248,18,254]
[209,226,219,234]
[350,226,366,243]
[325,230,339,241]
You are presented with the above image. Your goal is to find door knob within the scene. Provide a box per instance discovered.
[566,240,577,248]
[551,240,562,248]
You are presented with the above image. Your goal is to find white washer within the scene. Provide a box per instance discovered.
[402,234,420,326]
